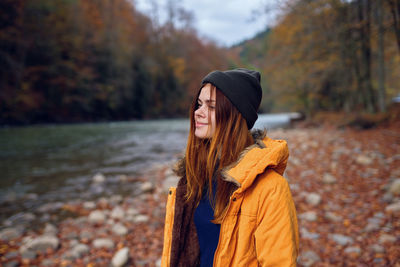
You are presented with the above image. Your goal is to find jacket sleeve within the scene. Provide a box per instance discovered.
[161,187,176,267]
[254,172,299,267]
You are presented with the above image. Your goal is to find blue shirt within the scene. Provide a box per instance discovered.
[194,182,221,267]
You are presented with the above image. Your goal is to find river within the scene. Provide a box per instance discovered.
[0,113,293,223]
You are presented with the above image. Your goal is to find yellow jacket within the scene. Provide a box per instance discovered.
[162,133,299,266]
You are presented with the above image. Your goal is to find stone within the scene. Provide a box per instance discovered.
[322,173,337,184]
[109,195,123,204]
[5,261,19,267]
[126,208,139,216]
[385,202,400,213]
[156,258,162,267]
[299,211,318,222]
[356,155,373,165]
[0,227,22,241]
[111,206,125,220]
[305,193,321,206]
[93,238,115,249]
[92,173,106,183]
[83,201,96,209]
[300,227,320,240]
[344,246,361,255]
[112,223,129,236]
[378,234,397,244]
[88,210,106,224]
[22,235,60,253]
[80,230,94,240]
[298,250,320,267]
[111,247,130,267]
[4,251,19,260]
[63,243,90,260]
[37,202,64,213]
[324,212,342,222]
[140,182,154,193]
[43,223,58,235]
[369,244,385,253]
[329,234,353,246]
[20,249,37,260]
[389,179,400,195]
[133,215,149,223]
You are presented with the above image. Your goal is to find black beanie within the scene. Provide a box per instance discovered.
[201,68,262,129]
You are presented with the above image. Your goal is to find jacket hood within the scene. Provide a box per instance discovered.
[221,129,289,192]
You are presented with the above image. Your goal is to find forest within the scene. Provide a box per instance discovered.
[0,0,399,125]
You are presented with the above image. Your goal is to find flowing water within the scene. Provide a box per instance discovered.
[0,114,292,223]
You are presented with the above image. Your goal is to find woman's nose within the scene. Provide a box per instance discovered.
[195,106,206,117]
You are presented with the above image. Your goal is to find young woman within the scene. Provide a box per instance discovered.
[161,69,299,267]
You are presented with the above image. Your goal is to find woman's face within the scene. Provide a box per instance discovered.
[194,83,216,139]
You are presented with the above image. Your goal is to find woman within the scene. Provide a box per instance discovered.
[161,69,299,266]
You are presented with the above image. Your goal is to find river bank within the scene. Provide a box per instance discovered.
[1,123,399,266]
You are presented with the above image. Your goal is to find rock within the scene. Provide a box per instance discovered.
[80,230,94,240]
[83,201,96,209]
[43,223,58,235]
[156,258,162,267]
[21,235,60,253]
[0,227,22,241]
[133,214,149,223]
[126,208,139,216]
[389,179,400,195]
[385,202,400,213]
[356,155,373,165]
[63,243,90,260]
[378,234,396,244]
[111,206,125,220]
[382,192,394,203]
[111,247,130,267]
[93,238,115,249]
[88,210,106,224]
[299,211,318,222]
[92,173,106,183]
[20,249,37,260]
[140,182,154,193]
[109,195,123,204]
[300,227,320,240]
[37,202,64,213]
[329,234,353,246]
[322,173,337,184]
[112,223,128,236]
[298,250,320,267]
[305,193,321,206]
[324,212,342,222]
[369,244,385,253]
[344,246,361,255]
[4,251,19,260]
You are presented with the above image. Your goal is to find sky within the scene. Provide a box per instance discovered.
[134,0,279,47]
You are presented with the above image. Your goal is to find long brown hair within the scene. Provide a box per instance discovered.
[185,84,253,223]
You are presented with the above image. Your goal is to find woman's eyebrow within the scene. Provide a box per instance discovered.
[205,100,216,103]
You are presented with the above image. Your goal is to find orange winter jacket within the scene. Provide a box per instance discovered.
[161,132,299,266]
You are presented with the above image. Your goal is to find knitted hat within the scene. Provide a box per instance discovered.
[201,68,262,129]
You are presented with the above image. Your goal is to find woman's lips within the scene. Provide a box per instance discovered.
[195,122,208,127]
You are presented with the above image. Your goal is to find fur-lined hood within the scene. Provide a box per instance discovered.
[174,129,289,193]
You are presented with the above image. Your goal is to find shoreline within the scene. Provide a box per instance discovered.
[1,124,399,266]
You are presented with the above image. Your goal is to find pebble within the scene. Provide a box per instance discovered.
[385,201,400,213]
[88,210,106,224]
[369,244,385,253]
[4,261,19,267]
[298,250,320,267]
[389,179,400,195]
[20,249,37,260]
[0,227,22,241]
[83,201,96,209]
[43,223,58,235]
[92,238,115,249]
[299,211,318,222]
[133,214,150,223]
[63,243,90,260]
[156,258,162,267]
[378,234,397,244]
[21,235,60,253]
[92,173,106,183]
[324,212,342,222]
[111,206,125,219]
[140,182,154,193]
[4,251,19,260]
[111,247,130,267]
[305,193,321,206]
[300,227,320,240]
[356,155,373,165]
[328,234,354,246]
[322,173,337,184]
[112,223,129,236]
[37,202,64,213]
[344,246,361,255]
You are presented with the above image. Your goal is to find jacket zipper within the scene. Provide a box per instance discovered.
[212,192,237,266]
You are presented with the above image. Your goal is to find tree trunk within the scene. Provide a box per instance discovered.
[376,0,386,112]
[388,0,400,53]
